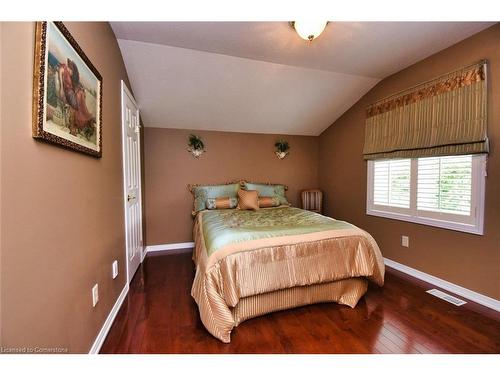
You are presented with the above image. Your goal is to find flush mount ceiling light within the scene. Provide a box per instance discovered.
[290,21,328,41]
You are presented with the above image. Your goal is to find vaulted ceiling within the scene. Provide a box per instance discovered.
[111,22,493,135]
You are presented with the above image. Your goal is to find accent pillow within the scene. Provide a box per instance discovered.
[238,189,259,211]
[244,182,290,206]
[190,183,241,214]
[258,196,281,208]
[206,197,238,210]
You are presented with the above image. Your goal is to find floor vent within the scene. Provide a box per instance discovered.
[426,289,467,306]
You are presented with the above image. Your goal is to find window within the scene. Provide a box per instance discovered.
[367,154,486,234]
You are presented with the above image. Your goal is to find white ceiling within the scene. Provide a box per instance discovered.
[111,22,494,135]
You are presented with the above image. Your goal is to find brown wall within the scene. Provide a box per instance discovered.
[319,24,500,300]
[0,22,130,352]
[144,128,319,244]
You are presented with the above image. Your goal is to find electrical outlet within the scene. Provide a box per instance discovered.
[112,260,118,279]
[402,235,409,248]
[92,284,99,307]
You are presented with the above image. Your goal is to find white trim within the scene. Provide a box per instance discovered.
[145,242,195,256]
[120,81,129,282]
[121,80,144,284]
[384,258,500,312]
[366,209,484,235]
[88,283,129,354]
[121,80,139,108]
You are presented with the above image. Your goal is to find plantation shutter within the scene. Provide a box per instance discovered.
[417,155,472,215]
[363,60,489,160]
[373,159,411,208]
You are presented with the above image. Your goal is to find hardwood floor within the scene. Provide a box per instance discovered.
[100,249,500,354]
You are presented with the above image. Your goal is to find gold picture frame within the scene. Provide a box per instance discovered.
[33,21,103,157]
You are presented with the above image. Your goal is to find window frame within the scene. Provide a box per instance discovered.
[366,154,486,235]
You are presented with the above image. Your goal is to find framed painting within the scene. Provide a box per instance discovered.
[33,21,102,157]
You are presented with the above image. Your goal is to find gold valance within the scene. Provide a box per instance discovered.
[363,60,489,160]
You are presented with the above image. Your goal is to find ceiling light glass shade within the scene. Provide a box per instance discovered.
[293,21,328,41]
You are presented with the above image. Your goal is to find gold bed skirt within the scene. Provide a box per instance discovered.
[232,278,368,327]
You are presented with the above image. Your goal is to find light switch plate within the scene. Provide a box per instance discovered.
[112,260,118,279]
[402,235,409,247]
[92,284,99,307]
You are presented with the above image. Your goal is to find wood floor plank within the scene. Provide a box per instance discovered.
[100,249,500,354]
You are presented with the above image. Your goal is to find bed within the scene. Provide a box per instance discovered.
[191,205,385,343]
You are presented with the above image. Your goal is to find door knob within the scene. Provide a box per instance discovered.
[127,194,135,202]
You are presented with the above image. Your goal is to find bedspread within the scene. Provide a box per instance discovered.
[191,207,384,342]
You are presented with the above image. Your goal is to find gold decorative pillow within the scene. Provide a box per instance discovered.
[258,196,281,208]
[238,189,259,211]
[206,197,238,210]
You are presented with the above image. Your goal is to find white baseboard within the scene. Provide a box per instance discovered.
[384,257,500,312]
[88,283,129,354]
[145,242,194,255]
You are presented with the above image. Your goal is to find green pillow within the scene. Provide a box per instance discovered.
[244,182,289,206]
[190,183,240,214]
